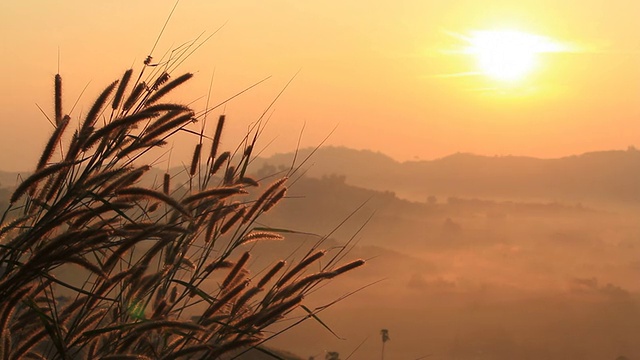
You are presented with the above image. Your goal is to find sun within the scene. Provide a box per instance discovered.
[464,30,564,82]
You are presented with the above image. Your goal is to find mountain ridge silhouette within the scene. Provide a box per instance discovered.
[3,146,639,204]
[250,146,640,204]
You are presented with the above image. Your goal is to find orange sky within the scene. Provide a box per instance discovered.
[1,0,640,171]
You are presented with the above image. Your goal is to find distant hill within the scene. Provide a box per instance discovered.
[251,146,640,204]
[4,146,640,205]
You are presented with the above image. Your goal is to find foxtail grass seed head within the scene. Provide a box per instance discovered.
[204,211,218,243]
[144,109,185,133]
[204,260,233,274]
[262,187,287,212]
[181,187,246,205]
[232,286,263,314]
[79,80,119,143]
[331,259,366,276]
[10,160,77,204]
[238,231,284,246]
[36,115,69,171]
[142,103,190,113]
[117,187,191,219]
[236,176,259,187]
[54,74,62,125]
[254,294,304,328]
[219,206,246,235]
[135,112,194,146]
[83,111,159,151]
[146,73,192,105]
[189,143,202,177]
[163,173,171,195]
[244,177,288,222]
[151,72,171,91]
[201,279,249,320]
[170,286,178,303]
[257,260,286,288]
[123,81,146,111]
[112,69,133,110]
[209,115,225,161]
[101,165,151,195]
[222,252,250,289]
[274,272,336,302]
[277,250,326,287]
[223,165,235,185]
[210,151,230,176]
[148,202,159,212]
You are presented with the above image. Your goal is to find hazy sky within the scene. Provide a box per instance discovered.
[2,0,640,171]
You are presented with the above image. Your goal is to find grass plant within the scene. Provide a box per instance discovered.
[0,54,363,359]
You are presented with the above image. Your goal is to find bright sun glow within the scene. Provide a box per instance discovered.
[465,30,565,82]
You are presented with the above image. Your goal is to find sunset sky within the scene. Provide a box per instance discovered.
[2,0,640,171]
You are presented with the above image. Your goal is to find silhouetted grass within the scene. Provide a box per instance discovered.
[0,57,363,359]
